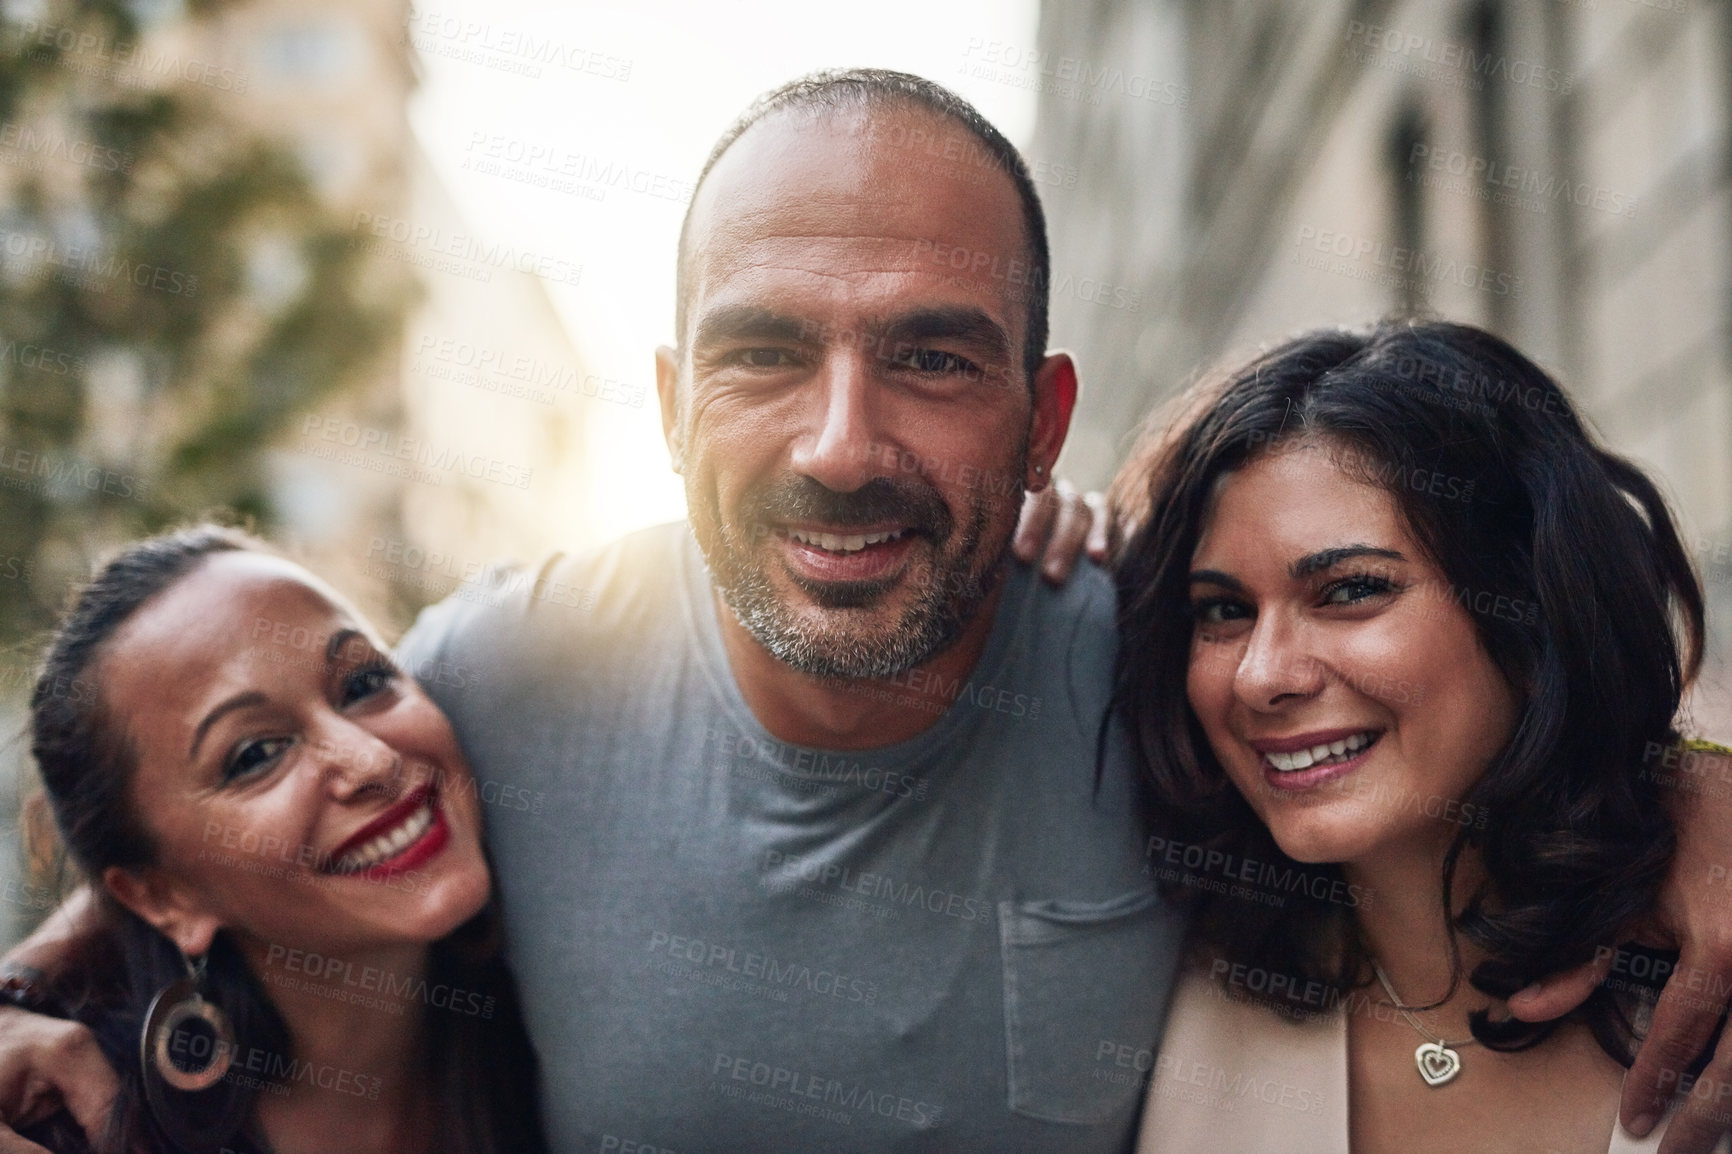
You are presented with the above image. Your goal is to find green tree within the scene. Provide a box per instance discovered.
[0,0,417,653]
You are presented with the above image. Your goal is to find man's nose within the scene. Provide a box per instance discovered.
[789,349,883,493]
[1233,612,1327,709]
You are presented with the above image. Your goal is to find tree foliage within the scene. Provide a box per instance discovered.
[0,0,417,649]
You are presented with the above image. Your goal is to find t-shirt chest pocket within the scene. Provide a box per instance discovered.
[999,886,1179,1126]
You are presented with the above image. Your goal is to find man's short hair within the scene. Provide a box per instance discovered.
[674,68,1051,386]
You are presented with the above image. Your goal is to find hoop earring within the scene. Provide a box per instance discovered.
[143,951,234,1091]
[140,946,250,1153]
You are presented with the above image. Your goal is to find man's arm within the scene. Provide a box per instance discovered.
[1507,777,1732,1154]
[0,886,118,1145]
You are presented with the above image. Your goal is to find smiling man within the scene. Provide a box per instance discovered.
[381,71,1186,1150]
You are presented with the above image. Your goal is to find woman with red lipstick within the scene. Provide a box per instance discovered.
[1115,320,1719,1152]
[14,526,546,1154]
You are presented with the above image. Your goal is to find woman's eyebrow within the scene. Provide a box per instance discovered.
[189,691,267,760]
[1288,545,1405,579]
[1188,569,1245,591]
[325,627,366,664]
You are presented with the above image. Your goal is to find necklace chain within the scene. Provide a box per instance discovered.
[1370,960,1478,1050]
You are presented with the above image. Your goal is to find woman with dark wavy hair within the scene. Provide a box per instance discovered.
[14,525,547,1154]
[1116,319,1716,1152]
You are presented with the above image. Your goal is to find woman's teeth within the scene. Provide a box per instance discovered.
[785,528,907,554]
[1264,731,1376,773]
[329,800,434,874]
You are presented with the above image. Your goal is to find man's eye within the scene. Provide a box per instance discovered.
[1192,598,1252,627]
[225,737,292,782]
[341,663,397,706]
[891,348,976,375]
[733,348,794,368]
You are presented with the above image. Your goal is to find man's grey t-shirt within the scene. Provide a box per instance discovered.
[396,523,1184,1152]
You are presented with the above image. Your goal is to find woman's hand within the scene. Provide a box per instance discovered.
[1012,481,1110,583]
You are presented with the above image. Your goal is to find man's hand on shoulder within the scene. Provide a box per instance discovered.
[0,886,117,1147]
[0,1005,115,1146]
[1013,481,1109,583]
[1508,761,1732,1154]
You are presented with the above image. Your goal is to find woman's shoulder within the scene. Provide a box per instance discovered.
[1644,738,1732,786]
[1135,963,1348,1154]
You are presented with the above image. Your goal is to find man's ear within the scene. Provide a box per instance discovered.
[1026,351,1079,493]
[655,345,686,475]
[103,865,219,959]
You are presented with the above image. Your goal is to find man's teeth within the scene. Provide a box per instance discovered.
[330,800,434,874]
[786,528,907,554]
[1265,732,1375,772]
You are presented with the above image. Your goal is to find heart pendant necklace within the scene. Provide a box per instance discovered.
[1372,960,1477,1087]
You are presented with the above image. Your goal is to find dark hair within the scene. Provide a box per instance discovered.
[674,67,1051,384]
[1110,319,1704,1061]
[28,524,547,1154]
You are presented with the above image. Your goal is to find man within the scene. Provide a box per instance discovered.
[385,69,1181,1150]
[8,68,1732,1152]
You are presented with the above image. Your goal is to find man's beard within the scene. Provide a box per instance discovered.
[690,469,1021,680]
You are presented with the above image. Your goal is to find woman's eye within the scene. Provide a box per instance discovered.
[1320,575,1397,606]
[225,737,291,782]
[341,663,397,706]
[891,347,976,375]
[1192,598,1252,627]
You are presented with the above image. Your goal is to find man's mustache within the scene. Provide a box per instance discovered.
[741,476,953,541]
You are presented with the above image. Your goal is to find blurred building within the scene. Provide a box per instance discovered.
[0,0,594,940]
[177,0,596,633]
[1032,0,1732,723]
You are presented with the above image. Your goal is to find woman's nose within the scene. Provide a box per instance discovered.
[307,720,404,797]
[1233,612,1327,709]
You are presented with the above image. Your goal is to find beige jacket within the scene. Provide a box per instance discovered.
[1136,966,1705,1153]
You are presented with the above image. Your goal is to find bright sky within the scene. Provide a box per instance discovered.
[407,0,1039,544]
